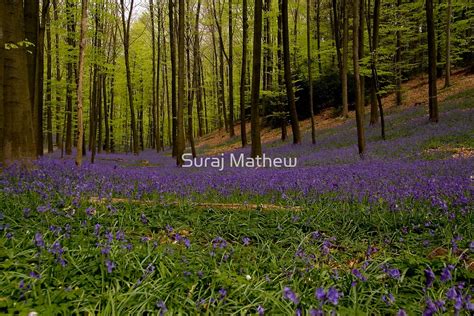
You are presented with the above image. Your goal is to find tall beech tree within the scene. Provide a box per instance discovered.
[251,0,264,158]
[176,0,185,165]
[240,0,248,147]
[426,0,439,123]
[75,0,88,166]
[307,0,316,144]
[2,0,36,162]
[353,0,366,158]
[120,0,139,154]
[282,0,301,144]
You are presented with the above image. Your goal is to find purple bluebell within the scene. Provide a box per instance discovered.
[257,305,265,315]
[283,287,299,304]
[105,259,116,273]
[424,268,435,288]
[327,287,341,305]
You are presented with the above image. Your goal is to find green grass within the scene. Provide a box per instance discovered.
[1,194,472,315]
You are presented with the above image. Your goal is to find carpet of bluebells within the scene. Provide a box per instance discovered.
[0,90,473,314]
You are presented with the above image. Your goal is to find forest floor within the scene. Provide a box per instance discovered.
[0,72,473,314]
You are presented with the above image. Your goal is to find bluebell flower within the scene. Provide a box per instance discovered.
[424,268,435,288]
[105,259,116,273]
[257,305,265,315]
[283,287,299,304]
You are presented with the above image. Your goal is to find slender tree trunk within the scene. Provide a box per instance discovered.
[359,0,365,107]
[367,0,385,139]
[65,0,75,155]
[277,0,287,140]
[395,0,402,106]
[176,0,185,165]
[193,0,204,138]
[251,0,264,157]
[75,0,88,166]
[353,0,366,158]
[426,0,439,122]
[186,0,196,158]
[316,0,322,75]
[228,0,235,137]
[307,0,316,144]
[46,14,54,153]
[150,0,157,150]
[120,0,139,154]
[445,0,452,88]
[156,4,162,150]
[369,0,379,125]
[169,0,178,156]
[240,0,248,147]
[53,0,62,149]
[282,0,301,144]
[341,0,349,117]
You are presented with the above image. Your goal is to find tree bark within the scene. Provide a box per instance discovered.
[251,0,264,157]
[76,0,88,166]
[445,0,452,88]
[52,0,62,148]
[307,0,316,144]
[353,0,366,158]
[65,0,75,155]
[341,0,349,117]
[169,0,178,156]
[282,0,301,144]
[120,0,139,154]
[277,0,287,140]
[228,0,235,137]
[426,0,439,122]
[176,0,185,165]
[46,13,54,153]
[240,0,248,147]
[395,0,402,106]
[2,0,37,162]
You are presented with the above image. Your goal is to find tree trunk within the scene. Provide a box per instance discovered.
[176,0,185,165]
[75,0,88,166]
[24,0,39,154]
[46,13,54,153]
[2,0,37,162]
[53,0,62,148]
[307,0,316,144]
[395,0,402,106]
[353,0,366,158]
[367,0,385,139]
[169,0,178,156]
[193,0,204,139]
[150,0,157,150]
[316,0,322,75]
[251,0,263,158]
[282,0,301,144]
[359,0,365,107]
[120,0,139,154]
[445,0,451,88]
[228,0,235,137]
[240,0,248,147]
[341,0,349,117]
[426,0,439,122]
[65,0,75,155]
[0,0,4,162]
[277,0,287,140]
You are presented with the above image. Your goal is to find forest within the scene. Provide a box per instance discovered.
[0,0,473,314]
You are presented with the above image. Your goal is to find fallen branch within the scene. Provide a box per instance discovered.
[89,197,302,212]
